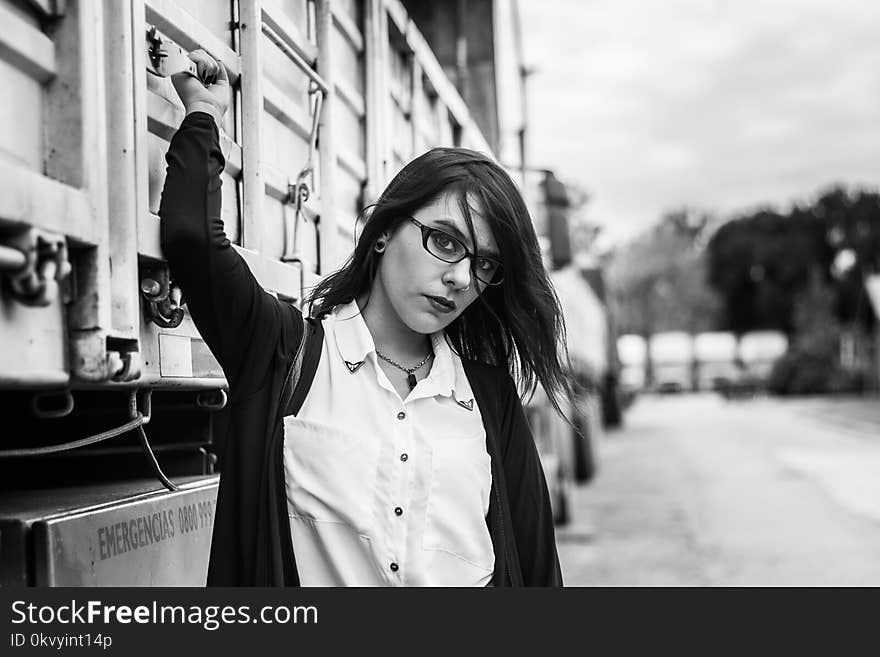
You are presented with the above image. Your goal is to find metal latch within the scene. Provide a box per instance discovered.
[140,264,184,329]
[0,227,71,307]
[146,26,198,79]
[281,80,324,304]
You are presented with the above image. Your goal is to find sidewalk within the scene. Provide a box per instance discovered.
[776,395,880,438]
[555,393,880,586]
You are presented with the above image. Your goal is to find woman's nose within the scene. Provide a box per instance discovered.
[443,258,473,290]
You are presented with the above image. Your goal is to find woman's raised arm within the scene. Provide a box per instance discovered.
[159,53,299,396]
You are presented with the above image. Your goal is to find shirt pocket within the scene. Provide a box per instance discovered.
[283,416,379,537]
[423,431,494,571]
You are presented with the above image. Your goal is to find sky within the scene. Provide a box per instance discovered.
[519,0,880,245]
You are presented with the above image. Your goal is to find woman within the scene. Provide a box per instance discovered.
[161,52,571,586]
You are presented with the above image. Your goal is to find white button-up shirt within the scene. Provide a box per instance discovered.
[282,300,495,586]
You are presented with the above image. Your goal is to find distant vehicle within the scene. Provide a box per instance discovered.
[693,332,739,392]
[649,331,694,393]
[524,265,610,525]
[617,334,647,404]
[525,385,576,526]
[738,331,789,384]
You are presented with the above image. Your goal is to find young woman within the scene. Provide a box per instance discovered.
[161,52,571,586]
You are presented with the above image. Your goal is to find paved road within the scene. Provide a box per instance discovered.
[556,393,880,586]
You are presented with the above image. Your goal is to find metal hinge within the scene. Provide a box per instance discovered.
[0,227,71,307]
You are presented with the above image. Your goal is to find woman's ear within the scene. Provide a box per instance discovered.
[374,231,392,253]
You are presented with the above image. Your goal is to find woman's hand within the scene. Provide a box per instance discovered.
[170,49,229,125]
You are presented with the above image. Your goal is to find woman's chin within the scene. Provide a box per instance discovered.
[404,311,452,335]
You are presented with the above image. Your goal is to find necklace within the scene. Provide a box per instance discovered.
[375,349,433,390]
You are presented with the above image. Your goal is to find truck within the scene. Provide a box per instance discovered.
[617,333,647,403]
[648,331,694,393]
[524,266,610,526]
[738,330,789,386]
[0,0,528,586]
[693,331,739,392]
[517,168,620,525]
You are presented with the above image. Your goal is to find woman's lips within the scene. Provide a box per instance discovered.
[425,295,456,314]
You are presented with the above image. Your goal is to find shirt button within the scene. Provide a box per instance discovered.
[397,411,406,420]
[390,562,399,572]
[400,453,408,462]
[394,507,403,516]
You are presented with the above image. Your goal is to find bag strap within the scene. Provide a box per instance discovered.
[282,314,325,417]
[272,313,324,587]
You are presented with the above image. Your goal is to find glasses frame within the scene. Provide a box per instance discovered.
[407,216,504,286]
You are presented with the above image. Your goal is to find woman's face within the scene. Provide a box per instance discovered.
[374,192,500,335]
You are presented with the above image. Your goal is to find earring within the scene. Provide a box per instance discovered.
[374,239,386,253]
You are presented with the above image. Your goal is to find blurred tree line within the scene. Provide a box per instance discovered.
[606,186,880,393]
[607,206,720,337]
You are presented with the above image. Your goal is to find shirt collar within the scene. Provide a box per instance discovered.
[332,300,375,369]
[331,300,473,402]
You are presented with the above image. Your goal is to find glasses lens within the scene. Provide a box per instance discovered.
[426,229,467,262]
[418,221,504,286]
[475,260,504,286]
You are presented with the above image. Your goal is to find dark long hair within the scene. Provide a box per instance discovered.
[305,147,574,417]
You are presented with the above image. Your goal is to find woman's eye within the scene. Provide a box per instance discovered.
[477,257,497,272]
[431,232,457,252]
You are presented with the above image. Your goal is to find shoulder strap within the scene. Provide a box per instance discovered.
[271,313,324,587]
[282,314,325,417]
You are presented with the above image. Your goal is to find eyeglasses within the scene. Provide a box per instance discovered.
[407,216,504,286]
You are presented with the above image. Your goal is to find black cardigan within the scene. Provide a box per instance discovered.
[159,111,563,587]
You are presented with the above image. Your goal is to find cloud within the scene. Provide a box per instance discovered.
[520,0,880,243]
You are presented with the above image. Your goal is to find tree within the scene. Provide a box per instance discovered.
[705,185,880,336]
[705,207,828,333]
[607,208,721,336]
[813,186,880,329]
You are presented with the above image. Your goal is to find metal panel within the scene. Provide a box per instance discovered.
[413,72,455,153]
[0,0,108,387]
[266,0,315,48]
[0,477,219,586]
[387,19,413,170]
[0,302,68,387]
[0,58,44,170]
[173,0,236,46]
[0,2,56,83]
[403,11,491,155]
[330,0,366,259]
[240,0,335,291]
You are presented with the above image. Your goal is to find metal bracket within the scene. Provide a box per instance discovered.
[129,389,153,425]
[0,227,71,307]
[146,25,198,79]
[107,349,142,383]
[196,389,227,411]
[31,390,75,419]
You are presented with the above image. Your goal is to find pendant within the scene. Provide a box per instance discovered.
[407,373,417,390]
